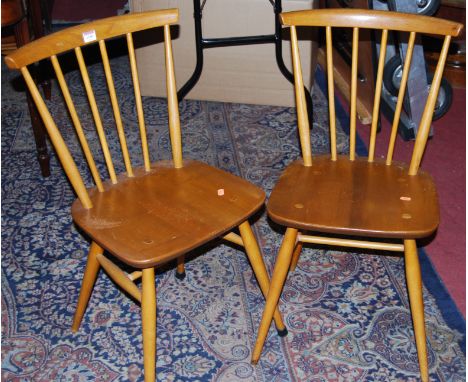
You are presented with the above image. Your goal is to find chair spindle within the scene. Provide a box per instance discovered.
[326,26,337,161]
[164,24,183,168]
[21,65,92,208]
[51,54,104,192]
[368,29,388,162]
[99,40,134,177]
[409,35,452,175]
[75,46,118,183]
[349,27,359,161]
[290,25,312,166]
[127,32,151,172]
[386,32,416,165]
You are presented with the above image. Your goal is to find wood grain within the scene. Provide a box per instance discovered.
[280,9,463,37]
[5,9,179,69]
[267,156,439,239]
[72,160,265,268]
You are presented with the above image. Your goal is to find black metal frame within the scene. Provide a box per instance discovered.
[177,0,313,119]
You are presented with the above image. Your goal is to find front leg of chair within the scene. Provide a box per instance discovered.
[175,255,186,280]
[141,267,156,382]
[289,235,303,272]
[72,241,102,332]
[238,221,288,337]
[404,239,428,382]
[251,227,298,364]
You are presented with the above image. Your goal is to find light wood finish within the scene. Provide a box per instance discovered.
[99,39,134,177]
[290,26,312,166]
[268,156,439,239]
[76,46,117,184]
[129,271,143,281]
[164,24,183,169]
[288,240,303,272]
[20,66,92,209]
[280,9,462,36]
[5,9,285,382]
[251,227,297,364]
[72,241,102,331]
[368,29,388,162]
[298,234,404,252]
[386,32,416,166]
[51,55,104,192]
[96,254,142,302]
[317,47,372,125]
[4,9,179,69]
[404,239,428,382]
[127,32,151,172]
[409,35,452,175]
[238,221,286,333]
[141,267,156,382]
[252,10,462,377]
[176,255,185,275]
[325,27,337,161]
[223,232,245,247]
[349,27,358,161]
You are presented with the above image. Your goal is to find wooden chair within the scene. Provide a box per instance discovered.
[2,0,51,177]
[250,9,462,382]
[5,9,287,381]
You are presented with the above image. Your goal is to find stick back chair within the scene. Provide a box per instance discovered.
[250,9,462,381]
[5,9,288,381]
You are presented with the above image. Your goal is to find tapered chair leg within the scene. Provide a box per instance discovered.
[175,255,186,280]
[251,227,298,364]
[72,241,103,332]
[289,236,303,272]
[141,267,156,382]
[238,221,288,337]
[404,239,429,382]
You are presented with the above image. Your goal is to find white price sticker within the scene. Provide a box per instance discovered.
[82,30,97,43]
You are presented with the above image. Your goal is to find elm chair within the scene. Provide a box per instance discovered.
[250,9,462,382]
[5,9,287,381]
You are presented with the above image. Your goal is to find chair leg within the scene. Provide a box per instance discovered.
[404,239,429,382]
[175,255,186,280]
[251,227,298,364]
[289,236,303,272]
[141,267,156,382]
[72,241,102,332]
[238,221,288,337]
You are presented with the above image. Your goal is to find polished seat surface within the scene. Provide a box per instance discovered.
[268,155,439,238]
[72,160,265,268]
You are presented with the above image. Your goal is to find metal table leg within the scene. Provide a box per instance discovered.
[177,0,313,120]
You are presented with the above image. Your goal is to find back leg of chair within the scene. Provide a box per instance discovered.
[175,255,186,280]
[404,239,429,382]
[289,234,303,272]
[141,267,156,382]
[238,221,288,337]
[72,241,102,331]
[251,227,298,364]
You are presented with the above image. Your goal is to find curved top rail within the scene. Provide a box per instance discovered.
[280,9,463,37]
[5,8,179,69]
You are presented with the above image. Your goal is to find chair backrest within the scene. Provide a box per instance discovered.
[5,9,181,209]
[281,9,462,174]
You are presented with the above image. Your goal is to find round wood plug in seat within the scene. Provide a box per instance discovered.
[267,155,439,239]
[72,160,265,268]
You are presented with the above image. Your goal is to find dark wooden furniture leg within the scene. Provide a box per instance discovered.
[5,0,51,177]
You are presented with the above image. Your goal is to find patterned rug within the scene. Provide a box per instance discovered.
[1,50,465,381]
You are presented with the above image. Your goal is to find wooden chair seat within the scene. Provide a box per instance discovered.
[72,160,265,268]
[268,155,439,239]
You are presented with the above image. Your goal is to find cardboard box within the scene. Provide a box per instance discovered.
[130,0,317,106]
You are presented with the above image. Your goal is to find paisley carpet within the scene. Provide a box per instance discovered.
[1,51,465,381]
